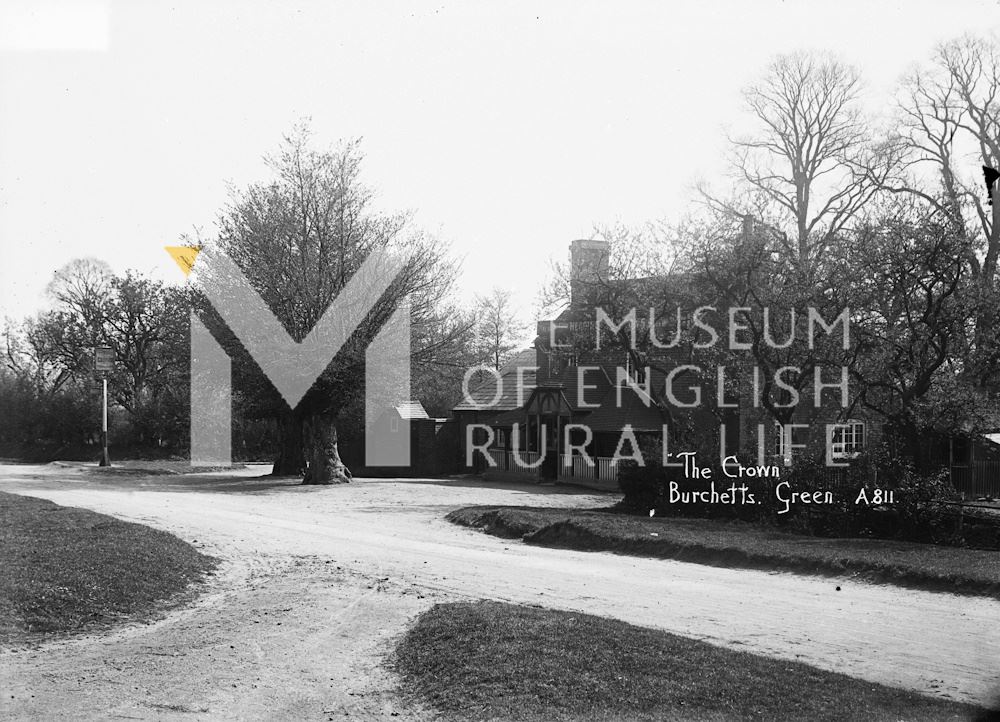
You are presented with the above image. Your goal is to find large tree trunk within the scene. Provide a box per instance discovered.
[302,410,352,485]
[271,410,305,477]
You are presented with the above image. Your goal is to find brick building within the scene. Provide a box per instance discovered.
[453,236,874,490]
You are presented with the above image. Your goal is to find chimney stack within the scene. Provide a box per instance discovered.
[569,239,610,308]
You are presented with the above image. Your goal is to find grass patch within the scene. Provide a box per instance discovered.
[394,601,988,721]
[448,506,1000,599]
[0,491,216,645]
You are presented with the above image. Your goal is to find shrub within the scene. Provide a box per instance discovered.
[617,457,666,513]
[619,440,1000,549]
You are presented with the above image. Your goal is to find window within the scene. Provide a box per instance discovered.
[774,422,809,463]
[633,365,646,384]
[623,354,646,385]
[390,416,399,433]
[829,420,865,459]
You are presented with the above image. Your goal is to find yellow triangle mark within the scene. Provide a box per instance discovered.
[165,246,200,277]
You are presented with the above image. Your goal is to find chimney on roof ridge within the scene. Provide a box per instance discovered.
[569,238,610,308]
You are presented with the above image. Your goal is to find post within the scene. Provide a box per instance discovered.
[993,178,1000,242]
[99,377,110,466]
[556,413,561,481]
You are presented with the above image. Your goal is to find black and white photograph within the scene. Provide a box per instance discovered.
[2,1,1000,719]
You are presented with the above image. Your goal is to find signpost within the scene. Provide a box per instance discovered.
[94,347,115,467]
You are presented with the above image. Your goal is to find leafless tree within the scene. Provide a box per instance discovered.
[883,34,1000,384]
[473,287,528,371]
[2,318,69,396]
[708,52,889,270]
[888,36,1000,281]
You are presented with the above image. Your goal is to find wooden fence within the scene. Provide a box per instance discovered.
[951,462,1000,498]
[558,454,618,484]
[484,449,620,488]
[486,448,541,475]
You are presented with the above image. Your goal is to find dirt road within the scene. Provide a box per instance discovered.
[1,463,998,719]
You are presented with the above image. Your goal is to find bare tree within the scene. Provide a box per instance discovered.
[892,36,1000,270]
[409,303,478,416]
[33,262,190,443]
[885,34,1000,383]
[3,317,70,396]
[44,258,115,365]
[709,52,887,270]
[473,287,527,370]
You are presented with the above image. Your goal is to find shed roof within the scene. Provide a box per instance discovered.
[394,401,430,420]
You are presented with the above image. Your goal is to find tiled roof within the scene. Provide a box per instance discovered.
[582,386,668,433]
[500,348,538,374]
[547,365,612,410]
[452,349,538,412]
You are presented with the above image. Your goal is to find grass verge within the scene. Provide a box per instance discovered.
[393,601,989,721]
[0,491,216,645]
[448,506,1000,599]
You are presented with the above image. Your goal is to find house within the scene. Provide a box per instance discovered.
[453,237,879,490]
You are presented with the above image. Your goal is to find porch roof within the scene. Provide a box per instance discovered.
[523,385,574,416]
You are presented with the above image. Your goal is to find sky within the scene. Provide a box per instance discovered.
[2,0,1000,328]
